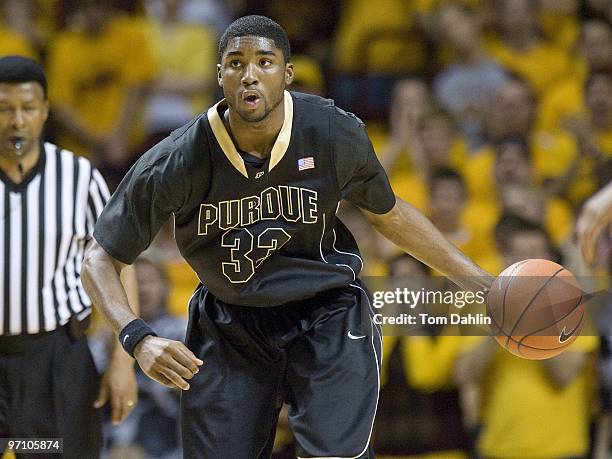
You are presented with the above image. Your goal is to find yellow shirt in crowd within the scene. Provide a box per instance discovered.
[462,335,599,458]
[462,137,575,245]
[0,25,36,59]
[379,334,470,459]
[537,62,587,132]
[146,20,217,115]
[539,9,580,51]
[48,15,158,156]
[164,259,199,317]
[334,0,426,73]
[462,192,573,249]
[485,37,572,97]
[382,334,466,391]
[562,126,612,205]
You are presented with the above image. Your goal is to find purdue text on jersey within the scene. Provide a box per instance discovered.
[197,185,318,235]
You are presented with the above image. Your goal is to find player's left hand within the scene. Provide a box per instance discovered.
[94,350,138,425]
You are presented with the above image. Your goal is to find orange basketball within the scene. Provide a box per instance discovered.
[486,259,586,360]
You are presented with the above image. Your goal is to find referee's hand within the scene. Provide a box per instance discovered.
[134,336,203,390]
[94,349,139,426]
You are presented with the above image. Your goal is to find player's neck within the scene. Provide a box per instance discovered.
[0,143,40,183]
[224,103,285,160]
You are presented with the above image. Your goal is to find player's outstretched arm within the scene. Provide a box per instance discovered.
[576,182,612,265]
[81,239,203,391]
[364,196,494,291]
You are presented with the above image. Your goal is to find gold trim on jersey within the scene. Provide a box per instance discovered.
[268,91,293,171]
[207,101,249,178]
[207,91,294,179]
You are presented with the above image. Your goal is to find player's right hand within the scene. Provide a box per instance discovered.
[133,336,203,390]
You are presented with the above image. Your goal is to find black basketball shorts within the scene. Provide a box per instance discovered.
[181,281,382,459]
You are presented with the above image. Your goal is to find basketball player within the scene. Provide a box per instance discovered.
[81,15,492,459]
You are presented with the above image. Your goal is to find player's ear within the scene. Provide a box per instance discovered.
[217,63,223,87]
[285,62,294,86]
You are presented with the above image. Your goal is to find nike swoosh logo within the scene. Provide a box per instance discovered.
[123,334,129,345]
[348,331,366,340]
[559,328,573,343]
[559,316,583,343]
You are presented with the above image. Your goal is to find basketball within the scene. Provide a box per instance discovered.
[486,259,586,360]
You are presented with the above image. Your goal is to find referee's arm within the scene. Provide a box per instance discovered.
[82,239,203,391]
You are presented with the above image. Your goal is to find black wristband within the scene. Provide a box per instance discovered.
[119,318,157,358]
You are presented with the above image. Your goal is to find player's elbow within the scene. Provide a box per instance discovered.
[364,199,401,231]
[81,239,121,280]
[81,241,101,284]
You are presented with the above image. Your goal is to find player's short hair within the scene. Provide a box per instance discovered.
[219,15,291,63]
[0,55,47,99]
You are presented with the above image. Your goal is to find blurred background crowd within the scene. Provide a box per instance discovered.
[0,0,610,457]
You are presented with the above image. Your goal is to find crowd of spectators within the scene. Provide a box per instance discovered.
[1,0,610,457]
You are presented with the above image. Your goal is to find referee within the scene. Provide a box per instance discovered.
[0,56,138,458]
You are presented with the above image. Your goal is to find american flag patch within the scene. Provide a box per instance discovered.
[298,157,315,171]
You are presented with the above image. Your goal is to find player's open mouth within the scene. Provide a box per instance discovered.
[242,92,261,108]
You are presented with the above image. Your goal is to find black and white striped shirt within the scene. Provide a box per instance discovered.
[0,142,109,335]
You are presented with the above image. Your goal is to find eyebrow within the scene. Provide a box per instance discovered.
[0,97,38,103]
[225,50,278,58]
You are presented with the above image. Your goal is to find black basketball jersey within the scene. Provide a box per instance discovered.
[94,91,396,307]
